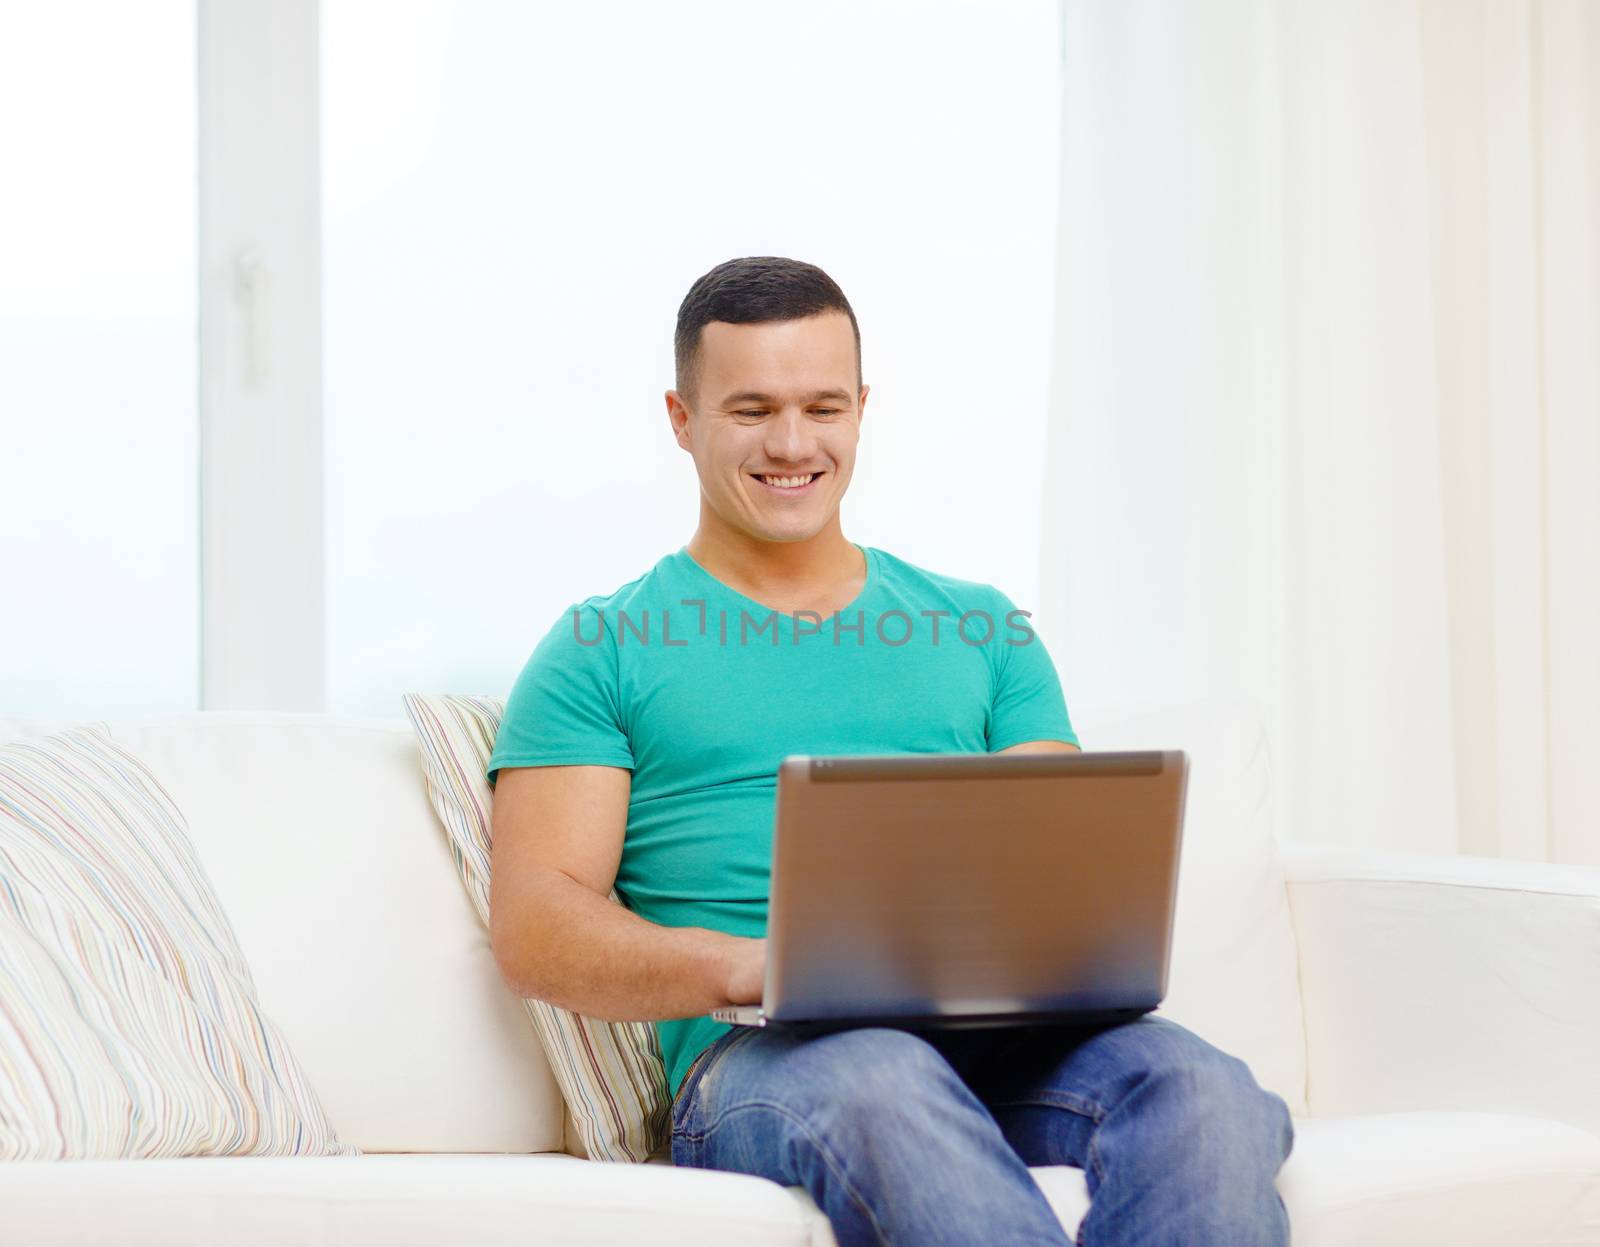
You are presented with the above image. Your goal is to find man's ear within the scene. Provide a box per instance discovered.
[665,390,692,451]
[858,382,870,423]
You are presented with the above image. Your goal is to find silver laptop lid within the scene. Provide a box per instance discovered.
[763,750,1189,1024]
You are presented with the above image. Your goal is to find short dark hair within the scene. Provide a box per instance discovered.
[674,256,862,408]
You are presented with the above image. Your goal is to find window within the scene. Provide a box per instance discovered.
[0,3,198,717]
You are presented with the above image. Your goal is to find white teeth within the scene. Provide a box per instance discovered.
[761,474,814,489]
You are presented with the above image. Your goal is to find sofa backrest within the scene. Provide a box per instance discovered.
[1,692,1308,1148]
[1069,695,1308,1115]
[0,713,567,1155]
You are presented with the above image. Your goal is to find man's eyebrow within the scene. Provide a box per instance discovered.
[718,388,854,406]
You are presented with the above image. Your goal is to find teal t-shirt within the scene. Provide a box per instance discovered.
[486,544,1078,1098]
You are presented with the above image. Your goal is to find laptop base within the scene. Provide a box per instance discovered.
[711,1005,1155,1031]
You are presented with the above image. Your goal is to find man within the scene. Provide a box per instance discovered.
[486,256,1294,1245]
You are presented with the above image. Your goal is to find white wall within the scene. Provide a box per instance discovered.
[321,0,1063,717]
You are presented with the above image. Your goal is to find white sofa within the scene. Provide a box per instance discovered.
[2,706,1599,1246]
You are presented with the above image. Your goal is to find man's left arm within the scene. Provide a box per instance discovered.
[996,739,1081,754]
[984,590,1082,754]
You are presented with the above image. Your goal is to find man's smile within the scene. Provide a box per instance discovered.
[750,471,824,495]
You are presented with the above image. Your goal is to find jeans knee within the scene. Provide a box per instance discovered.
[832,1026,954,1087]
[1198,1059,1295,1163]
[1259,1087,1295,1162]
[787,1029,967,1134]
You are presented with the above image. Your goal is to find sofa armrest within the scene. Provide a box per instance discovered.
[1281,843,1600,1137]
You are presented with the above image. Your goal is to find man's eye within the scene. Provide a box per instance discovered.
[735,407,840,417]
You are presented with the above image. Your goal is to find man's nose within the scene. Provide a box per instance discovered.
[764,409,815,463]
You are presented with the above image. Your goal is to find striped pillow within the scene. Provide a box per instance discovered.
[401,693,669,1163]
[0,724,357,1160]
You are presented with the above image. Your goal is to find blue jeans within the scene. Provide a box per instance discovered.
[670,1015,1294,1246]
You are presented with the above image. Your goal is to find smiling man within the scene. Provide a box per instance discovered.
[485,256,1293,1246]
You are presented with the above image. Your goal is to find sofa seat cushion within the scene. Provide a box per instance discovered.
[1273,1111,1600,1245]
[765,1111,1600,1246]
[5,1114,1597,1246]
[0,1153,826,1246]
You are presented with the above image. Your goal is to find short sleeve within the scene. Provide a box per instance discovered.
[486,602,635,786]
[985,591,1080,752]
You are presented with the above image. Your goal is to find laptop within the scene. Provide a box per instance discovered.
[712,749,1189,1032]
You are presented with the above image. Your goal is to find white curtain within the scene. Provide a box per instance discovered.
[1040,0,1600,864]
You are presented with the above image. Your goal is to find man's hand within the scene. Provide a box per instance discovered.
[723,935,767,1005]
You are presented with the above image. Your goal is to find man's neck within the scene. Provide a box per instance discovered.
[685,519,865,612]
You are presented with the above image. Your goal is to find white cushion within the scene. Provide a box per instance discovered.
[0,714,565,1154]
[0,724,353,1159]
[1069,695,1309,1115]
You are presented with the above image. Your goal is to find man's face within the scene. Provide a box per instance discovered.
[668,311,868,545]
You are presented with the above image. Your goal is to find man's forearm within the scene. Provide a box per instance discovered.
[494,866,741,1021]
